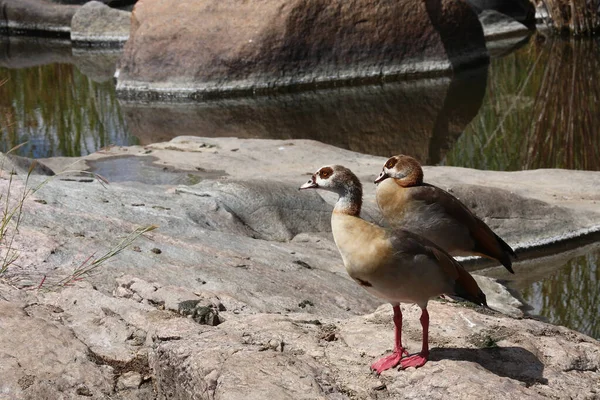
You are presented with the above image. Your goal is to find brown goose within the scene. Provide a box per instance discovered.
[375,155,516,273]
[300,165,487,373]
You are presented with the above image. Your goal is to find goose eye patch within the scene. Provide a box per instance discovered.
[385,159,396,169]
[319,167,333,179]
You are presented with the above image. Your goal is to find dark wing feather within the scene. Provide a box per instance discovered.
[390,229,487,307]
[409,183,515,273]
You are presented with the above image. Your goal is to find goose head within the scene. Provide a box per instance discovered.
[375,155,424,187]
[300,165,363,215]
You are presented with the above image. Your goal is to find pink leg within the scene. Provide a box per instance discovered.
[400,308,430,369]
[371,305,409,374]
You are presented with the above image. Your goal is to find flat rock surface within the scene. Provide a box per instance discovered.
[1,137,599,398]
[2,280,598,399]
[42,136,600,248]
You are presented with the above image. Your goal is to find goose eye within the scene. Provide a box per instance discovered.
[320,171,329,179]
[385,160,394,168]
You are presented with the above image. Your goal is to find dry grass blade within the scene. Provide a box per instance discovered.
[0,155,38,275]
[1,142,113,278]
[44,225,159,289]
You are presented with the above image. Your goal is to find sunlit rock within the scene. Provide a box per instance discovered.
[117,0,488,100]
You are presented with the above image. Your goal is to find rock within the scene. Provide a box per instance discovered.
[3,275,600,399]
[178,179,333,241]
[0,296,114,399]
[119,65,488,163]
[116,371,142,391]
[71,1,131,46]
[116,0,488,100]
[32,137,599,280]
[472,275,523,317]
[466,0,536,29]
[1,135,600,398]
[478,9,530,39]
[0,0,78,36]
[1,153,56,176]
[149,303,600,399]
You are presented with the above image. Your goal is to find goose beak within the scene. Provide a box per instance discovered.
[374,171,389,184]
[299,177,318,190]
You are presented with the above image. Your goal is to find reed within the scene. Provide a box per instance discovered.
[445,35,600,171]
[542,0,600,35]
[526,37,600,170]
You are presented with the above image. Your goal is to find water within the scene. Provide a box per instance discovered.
[445,36,600,171]
[521,248,600,340]
[0,37,135,158]
[1,34,599,338]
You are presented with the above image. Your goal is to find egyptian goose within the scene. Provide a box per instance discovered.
[375,155,516,274]
[300,165,487,373]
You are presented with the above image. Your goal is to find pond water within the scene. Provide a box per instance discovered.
[520,247,600,340]
[0,34,599,339]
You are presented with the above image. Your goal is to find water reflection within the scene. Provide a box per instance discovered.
[2,34,600,171]
[445,35,600,171]
[121,67,487,165]
[0,36,134,158]
[520,248,600,340]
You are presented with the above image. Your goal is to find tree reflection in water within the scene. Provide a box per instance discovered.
[445,36,600,171]
[521,249,600,340]
[0,63,135,158]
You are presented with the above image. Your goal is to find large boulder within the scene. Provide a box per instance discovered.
[116,0,488,100]
[34,136,600,277]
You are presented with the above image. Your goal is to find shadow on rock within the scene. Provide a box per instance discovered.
[424,0,489,71]
[430,346,548,385]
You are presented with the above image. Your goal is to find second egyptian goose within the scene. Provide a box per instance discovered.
[300,165,487,373]
[375,155,516,274]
